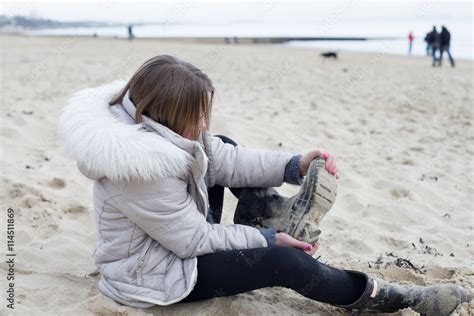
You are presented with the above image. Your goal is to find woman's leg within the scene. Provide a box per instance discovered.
[206,134,242,224]
[178,246,366,306]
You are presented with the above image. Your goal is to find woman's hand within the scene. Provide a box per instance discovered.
[275,232,321,256]
[299,150,339,179]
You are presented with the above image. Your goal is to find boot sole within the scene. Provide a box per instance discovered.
[286,157,337,245]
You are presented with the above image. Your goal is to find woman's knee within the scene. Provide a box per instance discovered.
[266,246,315,274]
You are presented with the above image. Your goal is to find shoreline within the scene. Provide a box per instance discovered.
[2,33,472,62]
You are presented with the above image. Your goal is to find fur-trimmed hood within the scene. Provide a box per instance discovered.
[57,80,193,182]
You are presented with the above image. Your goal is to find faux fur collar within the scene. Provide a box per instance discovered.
[57,80,193,182]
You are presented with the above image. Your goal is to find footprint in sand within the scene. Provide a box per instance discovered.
[48,177,66,189]
[390,188,412,199]
[381,236,411,249]
[64,203,87,214]
[409,146,424,152]
[31,209,59,232]
[0,127,18,137]
[401,159,415,166]
[9,183,26,199]
[9,183,51,208]
[21,197,39,209]
[425,266,456,280]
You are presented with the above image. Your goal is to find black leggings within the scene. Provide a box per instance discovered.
[178,246,366,305]
[178,135,366,306]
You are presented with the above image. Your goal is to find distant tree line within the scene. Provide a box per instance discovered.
[0,15,114,29]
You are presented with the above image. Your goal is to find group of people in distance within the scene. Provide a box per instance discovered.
[424,25,455,67]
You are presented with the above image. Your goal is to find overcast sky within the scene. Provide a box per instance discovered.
[1,1,471,24]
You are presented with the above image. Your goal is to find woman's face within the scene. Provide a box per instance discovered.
[181,111,207,141]
[181,91,211,141]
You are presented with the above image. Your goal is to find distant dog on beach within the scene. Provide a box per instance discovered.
[320,51,338,59]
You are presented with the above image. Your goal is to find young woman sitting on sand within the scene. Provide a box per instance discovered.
[58,55,469,314]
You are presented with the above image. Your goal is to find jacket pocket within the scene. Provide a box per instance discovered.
[132,238,154,286]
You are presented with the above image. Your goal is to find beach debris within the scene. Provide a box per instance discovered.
[375,253,384,265]
[450,253,455,257]
[278,142,283,147]
[414,238,444,257]
[420,174,439,182]
[393,257,426,274]
[442,213,451,220]
[22,110,34,115]
[368,252,426,274]
[367,253,386,269]
[421,245,443,256]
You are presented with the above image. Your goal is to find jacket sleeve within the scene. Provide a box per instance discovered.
[117,178,268,259]
[283,154,304,185]
[209,135,294,188]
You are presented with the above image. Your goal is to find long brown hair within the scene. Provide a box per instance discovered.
[110,55,214,140]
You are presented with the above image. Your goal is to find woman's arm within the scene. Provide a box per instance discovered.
[209,135,294,188]
[208,135,338,188]
[116,177,269,259]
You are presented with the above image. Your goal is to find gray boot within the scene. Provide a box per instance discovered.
[337,270,471,315]
[234,157,337,246]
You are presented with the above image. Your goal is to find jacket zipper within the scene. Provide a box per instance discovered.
[133,239,153,273]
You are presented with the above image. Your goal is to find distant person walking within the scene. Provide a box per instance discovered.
[437,26,455,67]
[429,26,440,67]
[424,27,436,55]
[128,24,134,41]
[408,31,414,55]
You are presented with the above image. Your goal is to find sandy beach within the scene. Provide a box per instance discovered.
[0,35,473,315]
